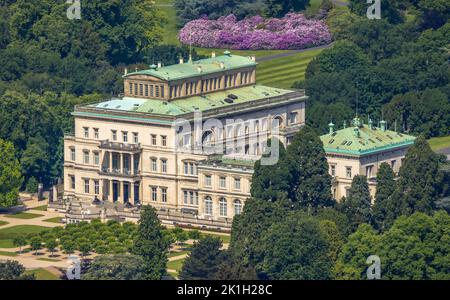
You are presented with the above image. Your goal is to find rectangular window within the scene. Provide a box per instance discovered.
[184,162,189,175]
[129,83,133,94]
[94,180,99,195]
[219,177,226,189]
[112,130,117,141]
[151,158,157,172]
[133,132,139,144]
[139,84,143,96]
[70,148,76,162]
[161,86,164,98]
[122,131,128,143]
[70,175,75,189]
[145,85,148,97]
[366,165,373,178]
[83,151,90,164]
[83,127,89,138]
[93,128,99,139]
[150,85,154,97]
[183,191,188,204]
[84,179,90,194]
[151,134,157,146]
[205,175,212,187]
[189,191,194,205]
[155,86,160,97]
[234,178,241,190]
[190,163,196,175]
[346,167,352,179]
[161,188,167,203]
[134,83,138,95]
[151,187,157,201]
[161,160,167,173]
[195,192,198,205]
[330,165,336,177]
[93,152,99,166]
[161,136,167,147]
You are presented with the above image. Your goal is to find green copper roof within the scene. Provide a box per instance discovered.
[124,53,257,81]
[320,117,416,156]
[87,85,295,116]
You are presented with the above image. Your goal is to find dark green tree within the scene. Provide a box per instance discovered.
[228,198,284,270]
[131,206,170,280]
[265,0,310,17]
[0,260,35,280]
[285,126,334,210]
[213,252,259,280]
[339,175,372,231]
[372,163,396,231]
[393,136,444,216]
[250,138,290,202]
[0,139,23,208]
[261,212,333,279]
[179,236,224,280]
[82,254,147,280]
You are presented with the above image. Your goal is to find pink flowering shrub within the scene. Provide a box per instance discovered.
[179,13,332,50]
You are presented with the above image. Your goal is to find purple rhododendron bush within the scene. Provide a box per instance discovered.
[179,13,332,50]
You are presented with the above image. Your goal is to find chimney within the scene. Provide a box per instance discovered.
[157,62,162,69]
[368,118,373,130]
[124,68,128,76]
[197,66,203,73]
[179,57,184,64]
[328,122,335,134]
[212,51,216,58]
[380,120,387,132]
[220,62,225,69]
[251,56,256,62]
[354,127,360,138]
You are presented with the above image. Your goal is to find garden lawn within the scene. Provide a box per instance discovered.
[157,0,180,45]
[24,268,60,280]
[5,212,44,219]
[43,217,63,224]
[0,250,18,257]
[0,225,51,248]
[201,233,231,244]
[167,257,186,273]
[256,48,324,88]
[428,135,450,152]
[168,250,190,258]
[195,47,288,59]
[0,221,8,227]
[30,205,48,211]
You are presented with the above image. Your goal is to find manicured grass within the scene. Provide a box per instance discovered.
[428,135,450,151]
[0,225,50,239]
[43,217,63,224]
[196,48,288,59]
[24,268,60,280]
[256,48,324,88]
[5,212,44,219]
[168,250,190,258]
[167,258,186,273]
[202,233,231,244]
[38,257,61,262]
[0,221,8,227]
[0,250,18,257]
[30,205,48,211]
[156,0,180,45]
[0,240,14,248]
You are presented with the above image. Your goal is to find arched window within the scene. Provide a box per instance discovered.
[219,198,227,217]
[272,116,284,129]
[234,199,242,216]
[204,197,213,216]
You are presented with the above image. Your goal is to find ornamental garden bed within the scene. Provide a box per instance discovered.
[179,13,332,50]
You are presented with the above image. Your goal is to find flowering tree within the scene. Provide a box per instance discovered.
[179,13,332,50]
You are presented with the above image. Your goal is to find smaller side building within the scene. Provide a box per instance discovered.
[320,117,416,201]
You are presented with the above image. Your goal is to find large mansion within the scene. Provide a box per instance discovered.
[58,51,415,230]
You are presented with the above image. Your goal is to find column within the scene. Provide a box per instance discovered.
[109,152,112,171]
[131,154,134,175]
[120,153,124,174]
[109,180,113,202]
[227,198,233,219]
[99,179,104,199]
[130,181,135,204]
